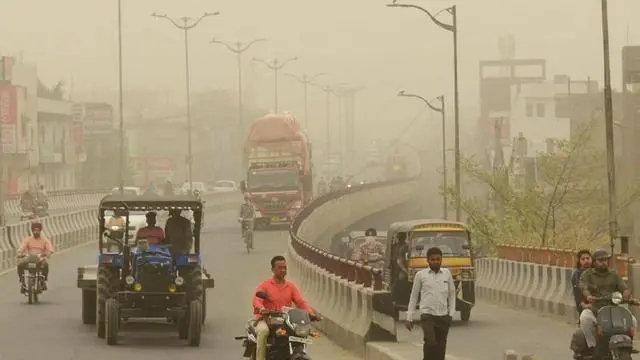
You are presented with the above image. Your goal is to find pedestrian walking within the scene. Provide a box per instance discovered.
[405,247,455,360]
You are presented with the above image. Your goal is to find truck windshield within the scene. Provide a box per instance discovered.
[248,170,299,192]
[409,231,469,257]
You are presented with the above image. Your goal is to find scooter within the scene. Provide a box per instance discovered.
[571,292,638,360]
[235,291,319,360]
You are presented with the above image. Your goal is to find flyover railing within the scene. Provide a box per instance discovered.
[289,179,415,290]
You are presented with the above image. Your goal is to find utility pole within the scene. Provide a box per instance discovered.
[387,1,462,220]
[600,0,619,253]
[117,0,125,194]
[253,57,298,113]
[211,38,266,179]
[285,72,325,128]
[319,85,334,162]
[152,11,220,192]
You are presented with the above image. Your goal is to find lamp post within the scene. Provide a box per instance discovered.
[151,11,220,191]
[600,0,619,253]
[318,85,335,162]
[117,0,125,195]
[398,90,448,219]
[285,72,326,128]
[211,38,266,129]
[387,1,461,221]
[253,57,298,113]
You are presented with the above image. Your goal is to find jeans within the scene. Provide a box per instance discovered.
[420,314,451,360]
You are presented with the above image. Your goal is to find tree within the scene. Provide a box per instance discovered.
[450,119,640,252]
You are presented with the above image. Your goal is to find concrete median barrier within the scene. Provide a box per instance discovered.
[0,191,241,274]
[475,257,577,323]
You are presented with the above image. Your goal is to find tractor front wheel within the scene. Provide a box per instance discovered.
[105,298,119,345]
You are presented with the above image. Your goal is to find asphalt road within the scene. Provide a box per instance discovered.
[0,208,358,360]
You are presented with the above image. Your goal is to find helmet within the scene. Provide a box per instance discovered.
[592,249,610,261]
[365,228,377,237]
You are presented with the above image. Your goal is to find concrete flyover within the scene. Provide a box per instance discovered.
[286,178,594,359]
[287,178,420,357]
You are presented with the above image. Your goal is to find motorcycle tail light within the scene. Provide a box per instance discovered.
[275,327,287,337]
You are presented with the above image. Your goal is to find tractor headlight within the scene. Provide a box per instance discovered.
[175,276,184,286]
[168,284,177,293]
[125,275,135,285]
[133,283,142,292]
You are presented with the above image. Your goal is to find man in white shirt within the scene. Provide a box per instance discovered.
[405,247,456,360]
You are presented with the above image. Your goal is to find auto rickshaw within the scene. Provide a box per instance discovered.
[386,219,475,322]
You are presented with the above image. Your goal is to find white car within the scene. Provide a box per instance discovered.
[212,180,238,192]
[181,181,207,195]
[110,186,142,196]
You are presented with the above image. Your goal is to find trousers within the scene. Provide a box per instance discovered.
[255,320,270,360]
[420,314,451,360]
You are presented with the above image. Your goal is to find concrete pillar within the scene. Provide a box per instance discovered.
[503,350,518,360]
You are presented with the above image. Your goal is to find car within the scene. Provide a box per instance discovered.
[110,186,142,196]
[212,180,238,192]
[180,182,207,195]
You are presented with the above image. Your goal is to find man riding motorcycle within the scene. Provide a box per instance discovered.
[17,222,54,292]
[352,228,385,269]
[579,249,637,358]
[252,256,319,360]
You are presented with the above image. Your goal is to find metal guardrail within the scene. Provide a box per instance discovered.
[289,178,415,291]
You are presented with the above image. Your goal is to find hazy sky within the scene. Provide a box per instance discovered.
[1,0,639,147]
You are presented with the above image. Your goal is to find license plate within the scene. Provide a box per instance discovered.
[27,263,37,269]
[289,336,312,345]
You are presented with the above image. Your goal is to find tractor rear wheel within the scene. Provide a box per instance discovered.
[188,299,202,346]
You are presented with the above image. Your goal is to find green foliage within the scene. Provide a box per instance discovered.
[450,120,640,252]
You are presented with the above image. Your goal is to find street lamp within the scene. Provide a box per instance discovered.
[398,90,448,219]
[211,37,266,129]
[599,0,619,252]
[117,0,125,195]
[285,72,326,128]
[253,57,298,113]
[387,1,461,221]
[314,84,335,162]
[151,11,220,192]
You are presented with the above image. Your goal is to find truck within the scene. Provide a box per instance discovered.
[243,113,312,228]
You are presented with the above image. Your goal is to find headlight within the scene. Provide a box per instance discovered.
[111,225,121,231]
[133,283,142,292]
[125,275,135,285]
[612,292,623,304]
[294,324,311,337]
[175,276,184,286]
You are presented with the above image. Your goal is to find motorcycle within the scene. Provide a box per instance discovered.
[571,292,639,360]
[19,255,47,304]
[20,203,48,221]
[236,291,319,360]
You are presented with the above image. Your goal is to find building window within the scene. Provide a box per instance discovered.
[537,103,545,117]
[526,103,533,117]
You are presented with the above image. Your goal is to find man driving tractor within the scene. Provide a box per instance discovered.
[136,212,165,245]
[17,222,54,292]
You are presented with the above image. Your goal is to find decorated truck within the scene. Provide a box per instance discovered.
[243,114,312,228]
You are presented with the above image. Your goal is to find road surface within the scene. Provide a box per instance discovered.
[0,208,357,360]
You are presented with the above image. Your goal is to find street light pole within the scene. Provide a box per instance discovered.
[600,0,619,252]
[117,0,125,194]
[398,90,448,219]
[319,85,334,160]
[211,38,266,129]
[253,57,298,113]
[387,1,461,221]
[152,11,220,192]
[285,73,326,128]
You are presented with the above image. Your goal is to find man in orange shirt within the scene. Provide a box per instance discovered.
[17,222,54,292]
[252,256,318,360]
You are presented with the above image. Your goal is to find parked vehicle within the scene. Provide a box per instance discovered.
[76,194,215,346]
[571,292,638,360]
[235,291,318,359]
[110,186,142,196]
[20,202,48,221]
[213,180,238,192]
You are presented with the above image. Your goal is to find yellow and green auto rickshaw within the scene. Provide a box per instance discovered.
[386,219,475,321]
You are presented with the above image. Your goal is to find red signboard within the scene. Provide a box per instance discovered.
[0,85,17,125]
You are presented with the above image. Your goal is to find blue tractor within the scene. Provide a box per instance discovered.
[77,194,214,346]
